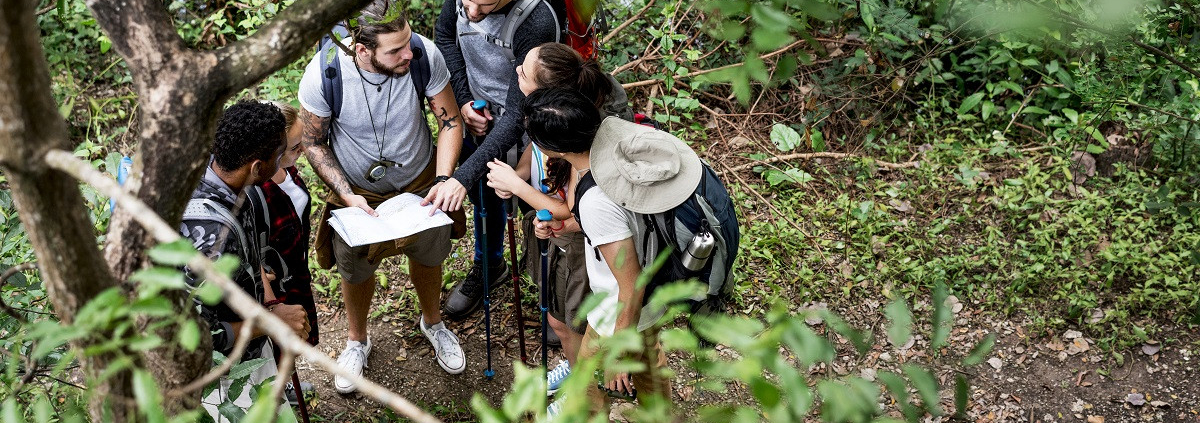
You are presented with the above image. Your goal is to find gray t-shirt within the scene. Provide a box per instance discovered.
[298,33,450,194]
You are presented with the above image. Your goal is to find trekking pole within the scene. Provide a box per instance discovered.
[504,198,529,365]
[536,209,553,370]
[480,180,495,380]
[471,99,496,381]
[291,371,311,423]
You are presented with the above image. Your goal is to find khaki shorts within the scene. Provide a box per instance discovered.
[523,213,589,334]
[334,224,453,284]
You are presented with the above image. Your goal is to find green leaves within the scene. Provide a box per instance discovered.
[133,370,166,423]
[148,239,199,266]
[962,334,996,366]
[884,300,913,347]
[178,319,201,352]
[764,168,813,186]
[902,364,942,416]
[958,92,985,116]
[771,124,802,152]
[131,266,186,299]
[931,283,953,350]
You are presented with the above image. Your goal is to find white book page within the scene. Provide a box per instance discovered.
[328,193,453,247]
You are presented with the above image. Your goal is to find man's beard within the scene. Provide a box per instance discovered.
[372,55,410,78]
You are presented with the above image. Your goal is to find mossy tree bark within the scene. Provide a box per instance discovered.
[1,0,371,418]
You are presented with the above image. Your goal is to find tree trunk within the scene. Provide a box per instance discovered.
[80,0,372,414]
[5,0,375,417]
[0,0,140,421]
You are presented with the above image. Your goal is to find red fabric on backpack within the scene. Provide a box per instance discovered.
[564,0,599,59]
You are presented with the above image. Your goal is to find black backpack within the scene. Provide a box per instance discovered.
[317,23,433,141]
[574,163,741,315]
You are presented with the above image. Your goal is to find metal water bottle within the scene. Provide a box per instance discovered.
[680,229,716,272]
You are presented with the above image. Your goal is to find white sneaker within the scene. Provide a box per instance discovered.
[547,360,571,395]
[420,317,466,374]
[333,339,372,394]
[546,395,564,419]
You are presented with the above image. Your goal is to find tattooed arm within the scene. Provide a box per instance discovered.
[421,85,467,213]
[299,108,377,215]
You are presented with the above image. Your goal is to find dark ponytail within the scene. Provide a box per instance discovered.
[533,43,612,109]
[522,88,602,154]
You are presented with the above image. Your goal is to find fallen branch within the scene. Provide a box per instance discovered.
[622,39,807,89]
[723,151,919,174]
[43,149,443,423]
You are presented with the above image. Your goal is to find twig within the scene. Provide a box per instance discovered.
[723,152,919,174]
[1012,122,1047,139]
[1003,78,1042,135]
[610,54,659,77]
[168,317,257,397]
[600,0,656,45]
[1101,100,1200,125]
[36,1,56,15]
[43,149,443,423]
[622,39,808,89]
[265,350,295,418]
[0,263,38,324]
[1047,6,1200,80]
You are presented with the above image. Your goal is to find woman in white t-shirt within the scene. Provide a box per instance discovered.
[517,88,675,415]
[485,43,620,394]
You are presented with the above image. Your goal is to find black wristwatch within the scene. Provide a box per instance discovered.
[434,175,451,184]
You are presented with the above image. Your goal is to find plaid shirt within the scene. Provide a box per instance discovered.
[261,166,319,345]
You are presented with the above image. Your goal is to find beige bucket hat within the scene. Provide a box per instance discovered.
[589,117,703,214]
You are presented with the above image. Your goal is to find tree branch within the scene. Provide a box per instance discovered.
[264,350,295,418]
[168,317,257,397]
[600,0,656,45]
[43,149,443,423]
[220,0,373,90]
[0,263,38,324]
[722,151,919,174]
[622,39,809,89]
[1048,7,1200,80]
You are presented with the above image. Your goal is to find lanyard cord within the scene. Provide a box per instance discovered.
[355,59,392,161]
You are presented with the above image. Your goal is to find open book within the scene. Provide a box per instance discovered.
[327,193,453,248]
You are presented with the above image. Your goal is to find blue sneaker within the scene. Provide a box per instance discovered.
[547,360,571,395]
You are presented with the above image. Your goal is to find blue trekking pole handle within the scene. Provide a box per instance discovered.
[471,99,488,111]
[480,180,495,380]
[536,209,552,370]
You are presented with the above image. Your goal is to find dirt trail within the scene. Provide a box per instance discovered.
[288,271,1199,423]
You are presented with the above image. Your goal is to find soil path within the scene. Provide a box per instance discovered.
[291,269,1200,422]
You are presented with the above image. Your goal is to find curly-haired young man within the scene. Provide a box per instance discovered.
[183,100,310,420]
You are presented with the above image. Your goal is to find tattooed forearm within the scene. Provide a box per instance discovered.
[299,108,330,148]
[299,109,354,197]
[437,106,457,131]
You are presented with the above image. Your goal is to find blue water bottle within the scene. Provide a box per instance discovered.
[110,156,132,212]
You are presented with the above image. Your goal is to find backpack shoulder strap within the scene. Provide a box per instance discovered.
[183,198,249,259]
[497,0,558,63]
[571,171,597,222]
[318,24,350,121]
[409,33,433,109]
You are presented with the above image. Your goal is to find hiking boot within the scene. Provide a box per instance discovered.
[420,317,466,374]
[443,261,509,320]
[333,339,372,394]
[284,381,314,406]
[547,360,571,395]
